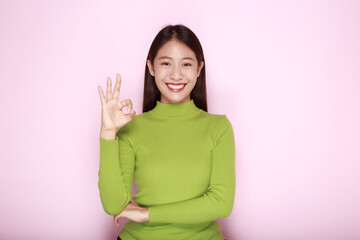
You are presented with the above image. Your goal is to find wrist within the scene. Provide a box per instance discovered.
[100,128,117,140]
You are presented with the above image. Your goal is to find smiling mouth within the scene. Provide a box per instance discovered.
[166,83,187,92]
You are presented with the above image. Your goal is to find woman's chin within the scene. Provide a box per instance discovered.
[160,95,190,104]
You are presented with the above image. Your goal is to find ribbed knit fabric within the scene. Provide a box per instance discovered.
[98,99,235,240]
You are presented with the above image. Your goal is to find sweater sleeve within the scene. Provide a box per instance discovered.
[98,127,135,215]
[148,115,236,224]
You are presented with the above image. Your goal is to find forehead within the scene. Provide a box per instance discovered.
[155,39,196,59]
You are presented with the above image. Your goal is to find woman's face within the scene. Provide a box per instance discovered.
[147,39,204,104]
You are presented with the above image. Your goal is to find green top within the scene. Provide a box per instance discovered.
[98,99,236,240]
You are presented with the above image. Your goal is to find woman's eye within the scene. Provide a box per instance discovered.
[183,63,192,67]
[161,62,170,66]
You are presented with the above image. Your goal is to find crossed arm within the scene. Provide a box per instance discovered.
[98,115,235,224]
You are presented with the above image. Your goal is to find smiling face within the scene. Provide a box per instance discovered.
[147,39,204,104]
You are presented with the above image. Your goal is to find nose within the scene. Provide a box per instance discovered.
[169,65,183,81]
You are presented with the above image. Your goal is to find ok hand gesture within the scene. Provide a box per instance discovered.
[98,74,136,138]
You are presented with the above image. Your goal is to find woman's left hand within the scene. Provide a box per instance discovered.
[114,201,149,226]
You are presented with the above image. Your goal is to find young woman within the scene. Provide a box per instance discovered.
[98,24,235,240]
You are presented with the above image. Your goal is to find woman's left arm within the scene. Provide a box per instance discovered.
[146,115,236,224]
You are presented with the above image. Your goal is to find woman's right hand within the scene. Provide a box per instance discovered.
[98,74,136,137]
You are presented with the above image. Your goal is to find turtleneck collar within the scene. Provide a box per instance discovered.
[149,99,202,117]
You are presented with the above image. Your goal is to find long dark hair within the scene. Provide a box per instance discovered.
[142,24,207,113]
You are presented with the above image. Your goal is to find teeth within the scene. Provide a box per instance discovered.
[167,84,185,89]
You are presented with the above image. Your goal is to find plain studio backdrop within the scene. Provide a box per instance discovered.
[0,0,359,239]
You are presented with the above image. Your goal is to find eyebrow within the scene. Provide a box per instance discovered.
[157,56,195,61]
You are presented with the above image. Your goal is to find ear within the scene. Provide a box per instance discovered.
[147,59,155,76]
[197,61,204,77]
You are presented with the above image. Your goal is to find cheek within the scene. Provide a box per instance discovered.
[185,69,199,79]
[154,67,169,78]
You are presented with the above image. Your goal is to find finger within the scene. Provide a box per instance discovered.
[112,73,121,101]
[129,108,136,118]
[119,99,133,114]
[106,77,113,102]
[118,102,129,116]
[114,216,119,226]
[98,86,106,105]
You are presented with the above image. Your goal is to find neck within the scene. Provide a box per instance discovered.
[149,99,201,117]
[160,96,190,104]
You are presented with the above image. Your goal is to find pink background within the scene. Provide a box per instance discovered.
[1,0,359,239]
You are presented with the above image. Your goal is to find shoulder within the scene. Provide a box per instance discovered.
[115,111,153,137]
[197,112,235,149]
[196,112,234,141]
[200,111,233,127]
[115,112,143,139]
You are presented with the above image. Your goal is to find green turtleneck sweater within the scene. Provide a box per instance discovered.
[98,99,235,240]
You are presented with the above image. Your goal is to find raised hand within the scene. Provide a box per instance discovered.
[98,74,136,139]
